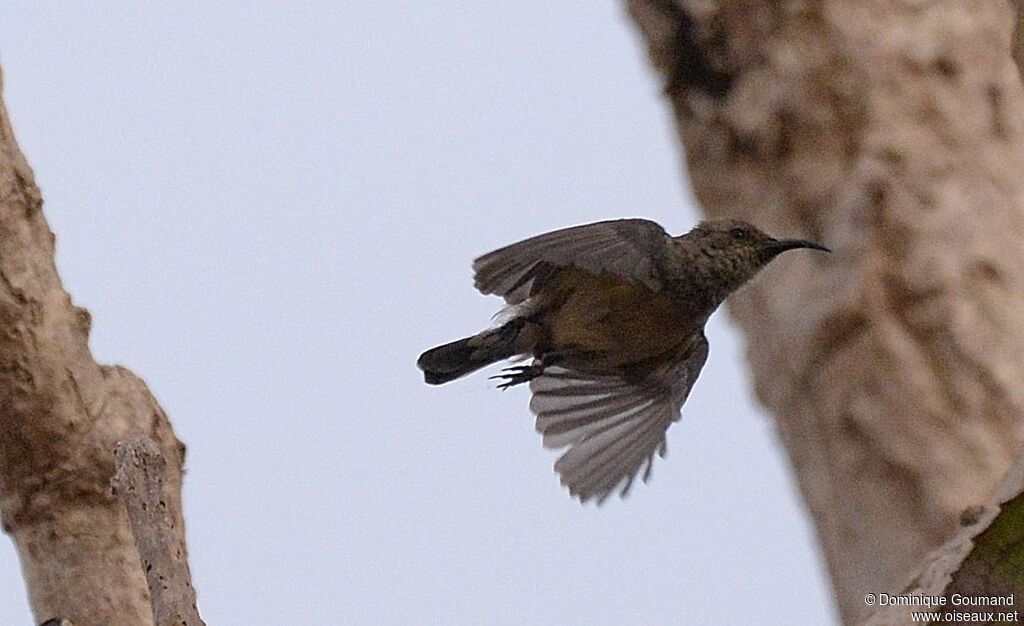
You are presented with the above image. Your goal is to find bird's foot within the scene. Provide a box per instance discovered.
[490,362,545,390]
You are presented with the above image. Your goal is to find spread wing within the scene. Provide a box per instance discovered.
[473,219,673,304]
[529,333,710,504]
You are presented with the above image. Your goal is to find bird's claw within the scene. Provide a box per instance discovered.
[490,363,544,390]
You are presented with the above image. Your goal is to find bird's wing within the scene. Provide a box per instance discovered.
[473,219,672,304]
[529,333,709,504]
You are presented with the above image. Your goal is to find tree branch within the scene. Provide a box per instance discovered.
[114,437,204,626]
[0,65,194,624]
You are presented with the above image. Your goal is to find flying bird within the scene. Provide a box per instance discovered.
[418,218,829,503]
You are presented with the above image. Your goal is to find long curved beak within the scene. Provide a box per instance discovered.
[767,238,831,254]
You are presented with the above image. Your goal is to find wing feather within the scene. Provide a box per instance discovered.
[529,334,710,503]
[473,219,672,303]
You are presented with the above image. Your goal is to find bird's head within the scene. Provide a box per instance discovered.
[681,218,830,298]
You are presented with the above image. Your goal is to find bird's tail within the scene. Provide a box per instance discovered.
[418,320,524,385]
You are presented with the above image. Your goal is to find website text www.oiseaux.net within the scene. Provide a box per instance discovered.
[863,592,1018,623]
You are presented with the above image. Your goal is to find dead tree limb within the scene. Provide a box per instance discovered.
[114,437,204,626]
[0,66,194,624]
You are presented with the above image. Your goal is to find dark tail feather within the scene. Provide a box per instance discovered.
[418,322,522,385]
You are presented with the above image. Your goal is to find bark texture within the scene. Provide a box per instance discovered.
[114,437,204,626]
[866,451,1024,624]
[1014,0,1024,79]
[627,1,1024,623]
[0,68,190,625]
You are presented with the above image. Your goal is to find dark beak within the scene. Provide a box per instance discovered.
[766,238,831,255]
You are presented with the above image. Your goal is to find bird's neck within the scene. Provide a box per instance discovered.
[666,238,753,317]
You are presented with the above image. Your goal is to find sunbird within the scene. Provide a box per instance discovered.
[419,218,830,503]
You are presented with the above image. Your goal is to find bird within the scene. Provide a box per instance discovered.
[417,218,830,503]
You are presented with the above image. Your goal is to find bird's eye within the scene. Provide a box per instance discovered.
[729,227,748,239]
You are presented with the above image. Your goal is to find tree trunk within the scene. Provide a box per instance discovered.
[0,67,193,625]
[864,449,1024,624]
[627,1,1024,623]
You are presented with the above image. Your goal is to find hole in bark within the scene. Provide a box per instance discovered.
[960,505,985,527]
[775,109,795,160]
[933,56,959,78]
[865,180,888,223]
[967,258,1003,286]
[726,128,763,162]
[880,147,903,165]
[987,83,1007,138]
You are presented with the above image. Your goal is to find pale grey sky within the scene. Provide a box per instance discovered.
[0,3,833,624]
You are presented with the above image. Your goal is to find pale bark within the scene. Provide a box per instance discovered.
[0,67,192,624]
[1014,0,1024,80]
[866,452,1024,624]
[627,1,1024,623]
[114,437,204,626]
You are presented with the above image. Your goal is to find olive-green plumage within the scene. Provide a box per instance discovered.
[418,218,829,503]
